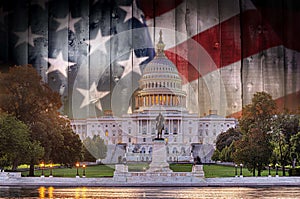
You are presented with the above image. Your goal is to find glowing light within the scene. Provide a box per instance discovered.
[39,186,46,198]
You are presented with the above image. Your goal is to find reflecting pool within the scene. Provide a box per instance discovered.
[1,186,300,198]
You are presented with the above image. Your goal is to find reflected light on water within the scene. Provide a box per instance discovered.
[38,186,55,198]
[34,187,300,199]
[38,186,45,198]
[48,186,54,198]
[75,187,87,199]
[2,186,300,198]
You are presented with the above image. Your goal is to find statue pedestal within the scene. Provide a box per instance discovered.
[147,139,172,172]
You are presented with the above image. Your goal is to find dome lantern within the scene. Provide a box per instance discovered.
[156,30,166,57]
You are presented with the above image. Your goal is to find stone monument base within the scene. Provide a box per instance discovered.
[113,164,205,183]
[147,139,172,172]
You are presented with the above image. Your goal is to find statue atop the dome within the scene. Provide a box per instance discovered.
[155,112,165,140]
[156,30,166,57]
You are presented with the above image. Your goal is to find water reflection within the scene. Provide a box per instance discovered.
[2,186,300,198]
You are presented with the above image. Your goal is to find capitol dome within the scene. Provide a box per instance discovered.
[135,30,186,112]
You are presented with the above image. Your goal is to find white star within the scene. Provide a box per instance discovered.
[0,7,9,24]
[44,52,76,78]
[77,82,110,110]
[31,0,49,10]
[119,0,144,24]
[54,13,81,33]
[118,50,148,79]
[85,29,111,55]
[14,27,43,47]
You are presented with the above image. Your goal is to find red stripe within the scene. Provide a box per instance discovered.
[227,90,300,119]
[164,9,290,82]
[139,0,184,20]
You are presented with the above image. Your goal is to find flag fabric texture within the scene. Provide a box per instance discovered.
[0,0,299,119]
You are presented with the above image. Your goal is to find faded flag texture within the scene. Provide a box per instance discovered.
[0,0,299,119]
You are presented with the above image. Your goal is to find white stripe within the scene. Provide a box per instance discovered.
[183,46,300,116]
[146,0,255,49]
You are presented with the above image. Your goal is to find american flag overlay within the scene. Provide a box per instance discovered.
[0,0,299,119]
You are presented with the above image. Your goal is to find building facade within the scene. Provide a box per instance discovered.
[71,31,237,164]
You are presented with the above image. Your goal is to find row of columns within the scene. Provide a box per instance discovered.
[135,94,186,108]
[137,119,182,136]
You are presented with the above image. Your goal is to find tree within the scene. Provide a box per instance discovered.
[83,146,97,162]
[83,135,107,162]
[215,128,242,152]
[234,92,276,176]
[0,65,83,175]
[234,128,273,176]
[51,116,83,165]
[271,113,299,176]
[212,128,241,162]
[0,112,44,170]
[239,92,277,134]
[211,149,220,162]
[219,142,236,162]
[291,131,300,166]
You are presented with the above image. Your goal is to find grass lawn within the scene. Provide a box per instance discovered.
[21,164,115,178]
[20,163,286,178]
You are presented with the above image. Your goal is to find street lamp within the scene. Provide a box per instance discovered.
[268,164,271,177]
[240,163,243,177]
[76,162,80,178]
[49,163,53,177]
[275,163,279,177]
[82,164,86,178]
[40,162,45,177]
[235,164,238,177]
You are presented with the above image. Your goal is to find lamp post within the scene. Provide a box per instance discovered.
[235,164,238,177]
[82,164,86,178]
[49,163,53,177]
[76,162,80,178]
[240,163,243,177]
[276,163,279,177]
[268,164,271,177]
[40,162,45,178]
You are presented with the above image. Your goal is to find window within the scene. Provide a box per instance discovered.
[173,147,178,154]
[173,127,177,135]
[205,129,208,136]
[199,129,203,136]
[149,147,152,154]
[164,127,169,135]
[128,128,131,134]
[128,137,131,143]
[143,138,146,142]
[105,130,108,137]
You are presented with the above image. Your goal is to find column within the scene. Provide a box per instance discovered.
[170,95,173,106]
[147,119,149,135]
[168,119,171,134]
[135,96,138,108]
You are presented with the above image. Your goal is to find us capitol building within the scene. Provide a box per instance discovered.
[71,31,237,164]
